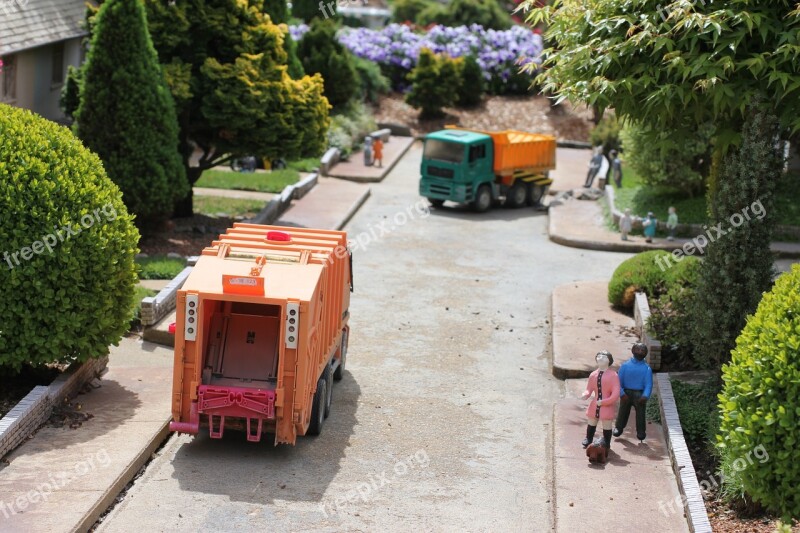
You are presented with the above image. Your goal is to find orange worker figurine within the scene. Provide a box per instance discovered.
[373,137,384,168]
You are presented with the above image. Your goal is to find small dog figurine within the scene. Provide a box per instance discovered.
[587,436,609,463]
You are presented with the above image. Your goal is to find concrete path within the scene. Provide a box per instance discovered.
[327,137,415,182]
[551,281,637,379]
[550,147,592,194]
[0,337,172,533]
[193,187,275,202]
[276,176,370,230]
[549,195,800,258]
[554,379,689,533]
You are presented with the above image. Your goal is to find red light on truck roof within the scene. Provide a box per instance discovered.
[168,323,176,335]
[266,231,291,243]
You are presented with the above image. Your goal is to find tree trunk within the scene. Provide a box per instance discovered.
[173,166,203,218]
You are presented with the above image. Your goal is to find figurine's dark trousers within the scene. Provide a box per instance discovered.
[615,389,647,440]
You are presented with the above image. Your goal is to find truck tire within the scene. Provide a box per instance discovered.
[504,181,527,208]
[334,329,348,381]
[527,184,546,206]
[308,375,327,436]
[324,364,333,418]
[428,198,445,208]
[473,185,492,213]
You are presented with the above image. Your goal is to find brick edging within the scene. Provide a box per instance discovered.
[0,356,109,460]
[656,373,713,533]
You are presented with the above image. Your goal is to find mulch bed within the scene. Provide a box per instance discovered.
[138,214,240,257]
[373,93,594,141]
[0,365,64,419]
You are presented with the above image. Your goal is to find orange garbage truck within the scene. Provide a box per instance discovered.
[169,223,352,445]
[419,127,557,212]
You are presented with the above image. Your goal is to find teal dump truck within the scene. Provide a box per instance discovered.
[419,127,557,212]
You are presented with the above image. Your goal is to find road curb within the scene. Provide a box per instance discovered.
[336,187,372,231]
[76,418,171,533]
[656,374,713,533]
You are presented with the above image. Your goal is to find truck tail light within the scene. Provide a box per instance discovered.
[285,302,299,349]
[185,295,198,341]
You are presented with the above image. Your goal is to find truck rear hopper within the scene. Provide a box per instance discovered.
[169,224,352,445]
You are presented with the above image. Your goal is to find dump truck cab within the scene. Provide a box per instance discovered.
[419,129,494,205]
[420,127,556,212]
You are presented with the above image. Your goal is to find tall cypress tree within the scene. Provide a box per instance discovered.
[75,0,187,231]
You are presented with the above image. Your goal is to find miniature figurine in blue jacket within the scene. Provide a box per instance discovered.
[642,212,657,243]
[613,343,653,442]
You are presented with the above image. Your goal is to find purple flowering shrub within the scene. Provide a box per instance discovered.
[290,23,543,95]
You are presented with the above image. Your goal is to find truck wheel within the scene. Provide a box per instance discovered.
[473,185,492,213]
[504,181,527,208]
[334,329,348,381]
[428,198,445,208]
[527,184,546,206]
[324,364,333,418]
[308,376,326,436]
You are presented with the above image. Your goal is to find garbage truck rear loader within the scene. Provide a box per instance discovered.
[169,224,352,445]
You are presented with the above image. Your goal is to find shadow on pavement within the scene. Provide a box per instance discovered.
[426,203,549,222]
[169,371,361,505]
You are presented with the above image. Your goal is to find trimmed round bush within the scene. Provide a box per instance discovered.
[717,264,800,520]
[608,250,699,309]
[0,104,139,370]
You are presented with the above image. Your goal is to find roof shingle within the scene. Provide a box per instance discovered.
[0,0,90,55]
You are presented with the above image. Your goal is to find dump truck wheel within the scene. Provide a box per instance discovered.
[505,181,527,208]
[428,198,445,208]
[334,330,348,381]
[527,183,546,206]
[308,376,326,436]
[473,185,492,213]
[324,364,333,418]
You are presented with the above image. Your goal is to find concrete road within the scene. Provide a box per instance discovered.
[98,143,631,532]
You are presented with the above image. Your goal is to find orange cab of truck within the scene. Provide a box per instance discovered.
[169,224,352,445]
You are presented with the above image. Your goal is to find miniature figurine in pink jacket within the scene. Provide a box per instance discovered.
[581,350,621,450]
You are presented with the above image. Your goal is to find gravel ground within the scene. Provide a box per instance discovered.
[374,93,595,141]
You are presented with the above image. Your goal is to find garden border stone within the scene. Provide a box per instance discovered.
[249,172,319,225]
[634,291,662,370]
[656,373,714,533]
[0,355,109,460]
[320,149,341,176]
[140,260,196,327]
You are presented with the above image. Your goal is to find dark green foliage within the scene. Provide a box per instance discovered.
[353,57,390,103]
[718,264,800,520]
[392,0,432,23]
[75,0,187,230]
[690,104,782,369]
[406,48,459,118]
[263,0,288,24]
[413,0,511,28]
[293,0,329,22]
[672,379,720,451]
[60,65,82,121]
[608,250,699,310]
[297,19,358,108]
[456,55,484,107]
[589,115,622,156]
[0,104,139,370]
[282,29,305,80]
[621,122,713,197]
[648,264,701,369]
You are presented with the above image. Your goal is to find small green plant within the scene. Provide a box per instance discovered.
[406,48,460,118]
[456,55,485,107]
[353,57,391,103]
[135,256,187,280]
[608,250,698,310]
[0,104,139,370]
[297,19,359,108]
[717,264,800,521]
[326,101,377,157]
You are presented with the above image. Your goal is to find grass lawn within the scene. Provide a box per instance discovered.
[135,255,186,280]
[287,157,320,173]
[614,166,800,229]
[194,196,266,218]
[195,168,299,193]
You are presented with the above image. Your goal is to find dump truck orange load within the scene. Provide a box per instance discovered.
[169,223,352,445]
[444,125,557,175]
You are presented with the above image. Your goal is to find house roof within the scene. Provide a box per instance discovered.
[0,0,91,55]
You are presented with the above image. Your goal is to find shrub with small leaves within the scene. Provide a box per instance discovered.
[608,250,698,310]
[0,104,139,371]
[406,48,460,118]
[456,54,484,107]
[717,264,800,521]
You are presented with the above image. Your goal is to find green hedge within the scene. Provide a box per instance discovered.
[0,104,139,370]
[717,264,800,520]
